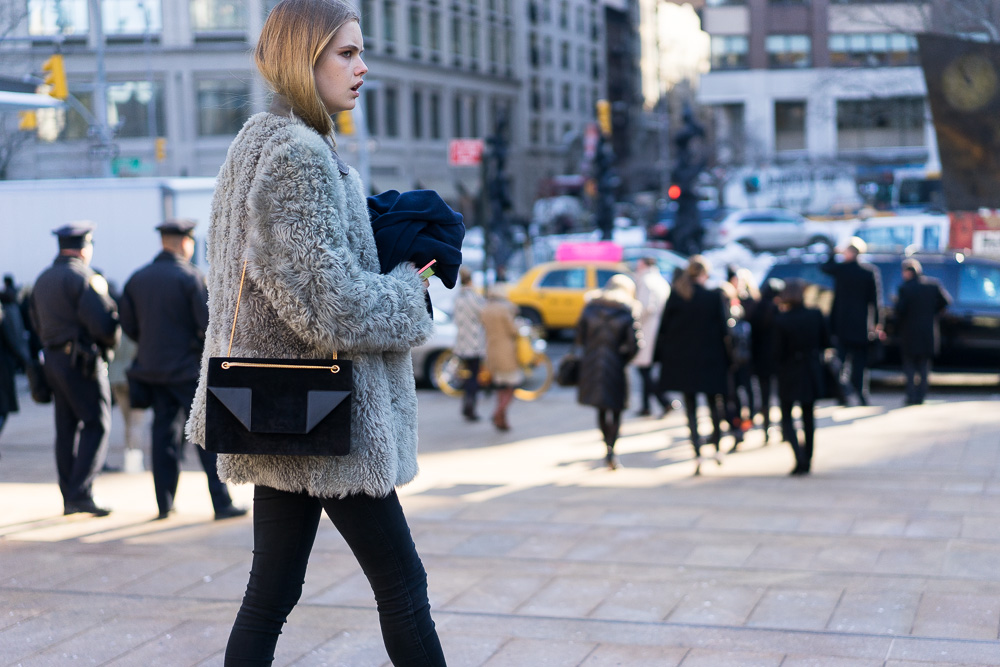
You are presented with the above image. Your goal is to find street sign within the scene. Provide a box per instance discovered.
[448,138,484,166]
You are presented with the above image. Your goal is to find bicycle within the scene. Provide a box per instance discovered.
[433,322,554,401]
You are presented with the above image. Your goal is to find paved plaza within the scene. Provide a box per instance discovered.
[2,374,1000,666]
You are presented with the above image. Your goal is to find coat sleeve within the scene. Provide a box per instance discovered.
[245,131,433,354]
[189,273,209,339]
[118,281,139,342]
[78,278,120,350]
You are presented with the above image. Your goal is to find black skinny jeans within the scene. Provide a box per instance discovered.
[682,392,723,456]
[780,399,816,472]
[226,485,446,666]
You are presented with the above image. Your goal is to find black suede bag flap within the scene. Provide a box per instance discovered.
[205,357,352,456]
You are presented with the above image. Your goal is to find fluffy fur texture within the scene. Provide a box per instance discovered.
[186,112,434,499]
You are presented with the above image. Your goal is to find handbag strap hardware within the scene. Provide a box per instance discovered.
[227,257,338,361]
[220,360,340,373]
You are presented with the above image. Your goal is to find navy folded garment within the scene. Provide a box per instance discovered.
[367,189,465,289]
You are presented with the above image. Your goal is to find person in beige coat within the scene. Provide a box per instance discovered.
[480,289,522,431]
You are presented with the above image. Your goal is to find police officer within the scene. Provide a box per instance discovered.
[30,222,120,516]
[119,219,246,521]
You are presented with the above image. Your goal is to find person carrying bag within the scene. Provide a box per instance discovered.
[185,2,448,664]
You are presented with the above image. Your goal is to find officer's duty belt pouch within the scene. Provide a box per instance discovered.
[204,257,352,457]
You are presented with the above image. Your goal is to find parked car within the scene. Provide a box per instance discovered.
[704,208,838,252]
[505,260,628,333]
[411,307,457,388]
[852,214,951,253]
[764,252,1000,371]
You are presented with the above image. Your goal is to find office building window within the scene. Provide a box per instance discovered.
[197,78,250,136]
[412,91,424,139]
[47,90,93,140]
[829,33,919,67]
[383,0,396,52]
[469,21,479,68]
[544,79,554,109]
[530,78,541,111]
[29,0,163,35]
[766,35,811,68]
[366,89,379,136]
[530,119,541,144]
[558,0,568,28]
[453,95,464,138]
[384,87,399,137]
[430,93,442,139]
[710,35,748,70]
[837,97,925,151]
[451,15,463,61]
[361,0,374,39]
[409,6,422,57]
[774,100,806,151]
[428,10,441,60]
[190,0,247,31]
[470,96,479,137]
[108,81,165,138]
[543,36,553,65]
[561,82,571,111]
[560,41,570,69]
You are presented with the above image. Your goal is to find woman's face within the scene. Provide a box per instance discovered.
[315,21,367,115]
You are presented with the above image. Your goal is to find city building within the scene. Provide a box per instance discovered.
[2,0,631,219]
[697,0,945,211]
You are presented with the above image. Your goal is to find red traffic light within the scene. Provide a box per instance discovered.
[668,184,682,200]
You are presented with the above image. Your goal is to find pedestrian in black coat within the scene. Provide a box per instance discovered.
[748,278,784,442]
[821,237,882,405]
[774,280,831,476]
[895,258,951,405]
[0,293,30,442]
[119,220,245,521]
[576,274,640,470]
[655,256,729,474]
[30,222,120,516]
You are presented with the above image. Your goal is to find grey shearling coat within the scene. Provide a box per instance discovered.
[185,112,434,499]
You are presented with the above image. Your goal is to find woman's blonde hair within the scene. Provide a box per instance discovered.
[672,255,710,301]
[256,0,360,136]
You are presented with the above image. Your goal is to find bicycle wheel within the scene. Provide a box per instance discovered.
[514,352,554,401]
[432,351,465,397]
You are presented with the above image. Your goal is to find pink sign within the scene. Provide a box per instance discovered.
[555,241,623,262]
[448,139,485,166]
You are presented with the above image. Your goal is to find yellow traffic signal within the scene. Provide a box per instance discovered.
[42,54,68,100]
[18,111,38,131]
[596,99,611,136]
[155,137,167,162]
[336,110,355,135]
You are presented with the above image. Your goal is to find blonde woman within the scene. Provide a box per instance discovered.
[185,1,446,663]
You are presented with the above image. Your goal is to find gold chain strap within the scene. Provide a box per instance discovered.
[225,257,339,369]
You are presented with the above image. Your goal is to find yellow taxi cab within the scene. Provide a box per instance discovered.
[505,260,629,332]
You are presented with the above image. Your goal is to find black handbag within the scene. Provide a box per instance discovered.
[556,352,580,387]
[204,259,352,457]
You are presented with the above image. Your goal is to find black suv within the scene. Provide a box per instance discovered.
[764,252,1000,371]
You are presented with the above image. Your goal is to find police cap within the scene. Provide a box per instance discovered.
[52,221,95,250]
[155,218,197,238]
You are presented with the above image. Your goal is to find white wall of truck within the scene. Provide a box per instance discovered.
[0,177,215,290]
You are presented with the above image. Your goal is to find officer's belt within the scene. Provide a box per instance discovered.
[45,342,74,354]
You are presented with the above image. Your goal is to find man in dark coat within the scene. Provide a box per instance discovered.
[30,222,120,516]
[895,258,951,405]
[821,237,882,406]
[119,220,245,521]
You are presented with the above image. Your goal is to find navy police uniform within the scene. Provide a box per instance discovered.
[119,219,243,520]
[30,223,120,516]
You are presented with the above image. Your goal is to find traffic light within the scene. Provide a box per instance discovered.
[595,99,611,136]
[155,137,167,162]
[41,54,68,100]
[18,111,38,131]
[668,184,682,200]
[336,110,355,135]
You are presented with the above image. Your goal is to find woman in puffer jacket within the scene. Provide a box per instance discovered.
[575,274,640,470]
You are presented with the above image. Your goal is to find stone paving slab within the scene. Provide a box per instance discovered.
[2,381,1000,665]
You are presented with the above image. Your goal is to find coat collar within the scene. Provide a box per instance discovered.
[268,94,350,177]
